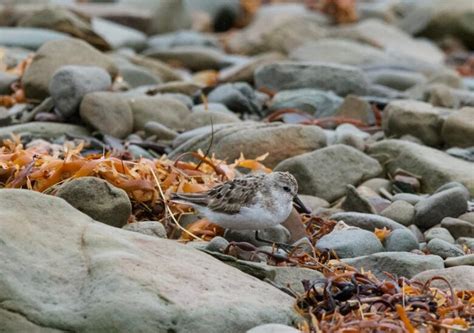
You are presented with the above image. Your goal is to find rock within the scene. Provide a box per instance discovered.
[457,237,474,250]
[367,140,474,196]
[459,212,474,224]
[144,46,231,71]
[205,236,229,253]
[224,225,291,247]
[80,92,133,138]
[316,228,384,258]
[227,4,327,55]
[0,122,90,140]
[144,121,178,140]
[426,239,464,259]
[270,267,324,294]
[392,193,423,205]
[380,200,415,226]
[413,266,474,290]
[147,30,220,50]
[384,229,419,252]
[441,107,474,148]
[182,110,240,131]
[247,324,301,333]
[414,188,468,229]
[330,212,407,231]
[298,195,329,212]
[434,182,470,201]
[408,224,425,243]
[49,65,112,118]
[367,69,426,91]
[127,95,191,131]
[341,185,376,214]
[444,254,474,267]
[56,177,131,228]
[0,72,18,95]
[0,189,296,332]
[122,221,167,238]
[382,100,443,146]
[22,38,118,100]
[441,217,474,239]
[208,83,261,115]
[127,54,184,82]
[219,52,286,84]
[170,123,327,168]
[255,62,369,96]
[269,89,343,118]
[424,227,455,244]
[147,81,203,96]
[0,27,68,50]
[275,145,381,202]
[360,178,392,195]
[92,17,147,50]
[344,251,444,280]
[335,95,373,124]
[281,209,308,243]
[119,64,163,88]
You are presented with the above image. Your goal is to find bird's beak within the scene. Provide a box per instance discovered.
[293,195,311,214]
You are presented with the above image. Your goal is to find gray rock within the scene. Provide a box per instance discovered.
[343,252,444,279]
[341,185,376,214]
[0,122,90,140]
[392,193,423,205]
[367,69,426,91]
[434,182,470,201]
[441,217,474,239]
[49,65,112,118]
[330,212,407,231]
[144,121,178,140]
[457,237,474,250]
[170,123,327,168]
[380,200,415,226]
[459,212,474,224]
[127,95,191,131]
[447,146,474,162]
[119,65,162,88]
[192,103,232,114]
[127,145,154,159]
[424,227,455,244]
[367,140,474,196]
[269,89,343,118]
[208,82,261,115]
[427,239,464,259]
[441,107,474,148]
[183,110,240,131]
[0,189,296,333]
[414,188,468,229]
[147,30,219,50]
[247,324,301,333]
[224,225,291,247]
[205,236,230,253]
[384,229,419,252]
[359,178,392,194]
[122,221,167,238]
[412,266,474,290]
[335,95,373,124]
[275,145,381,202]
[316,228,384,258]
[254,62,369,96]
[22,38,118,100]
[382,100,443,146]
[408,224,425,243]
[298,195,329,212]
[57,177,131,228]
[444,254,474,267]
[92,17,147,50]
[0,72,18,95]
[80,92,133,138]
[0,27,68,50]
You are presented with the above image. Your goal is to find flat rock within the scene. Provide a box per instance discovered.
[330,212,407,231]
[424,227,455,244]
[414,188,468,229]
[182,110,240,131]
[122,221,167,238]
[92,17,147,50]
[254,62,369,96]
[367,140,474,196]
[426,239,464,259]
[0,189,297,333]
[441,107,474,148]
[80,92,133,138]
[316,228,384,258]
[208,82,261,115]
[342,252,444,280]
[0,122,90,140]
[412,266,474,290]
[384,229,419,252]
[444,254,474,267]
[380,200,415,226]
[275,145,381,202]
[441,217,474,239]
[22,38,117,101]
[0,27,68,50]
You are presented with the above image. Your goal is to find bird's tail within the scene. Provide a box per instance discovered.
[169,192,209,207]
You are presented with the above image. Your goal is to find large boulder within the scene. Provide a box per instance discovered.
[367,140,474,196]
[275,145,382,202]
[0,189,298,333]
[22,38,118,101]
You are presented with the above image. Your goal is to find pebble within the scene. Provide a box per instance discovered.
[444,254,474,267]
[330,212,407,231]
[144,121,178,140]
[49,65,112,118]
[182,110,241,131]
[408,224,425,243]
[384,229,419,252]
[223,225,291,247]
[204,236,230,253]
[122,221,167,238]
[392,193,423,205]
[413,266,474,290]
[457,237,474,250]
[247,324,301,333]
[341,185,376,214]
[316,228,384,258]
[208,82,262,115]
[426,239,464,259]
[441,217,474,239]
[424,227,455,244]
[56,177,131,228]
[380,200,415,226]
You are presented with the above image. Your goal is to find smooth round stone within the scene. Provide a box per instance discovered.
[434,181,470,201]
[380,200,415,226]
[122,221,167,238]
[392,193,423,205]
[330,212,406,231]
[207,82,261,115]
[444,254,474,267]
[424,227,455,244]
[56,177,131,228]
[316,228,384,258]
[204,236,229,253]
[457,237,474,250]
[144,121,178,140]
[119,65,162,88]
[298,195,329,212]
[441,217,474,239]
[224,225,291,247]
[427,238,465,259]
[458,212,474,224]
[182,110,240,131]
[408,224,425,243]
[360,178,392,194]
[247,324,301,333]
[384,228,419,252]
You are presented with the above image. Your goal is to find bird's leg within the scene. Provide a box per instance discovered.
[255,230,294,253]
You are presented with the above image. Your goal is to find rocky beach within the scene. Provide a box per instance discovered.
[0,0,473,332]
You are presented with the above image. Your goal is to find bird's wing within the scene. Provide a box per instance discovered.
[170,192,210,206]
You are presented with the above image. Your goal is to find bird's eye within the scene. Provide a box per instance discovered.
[283,186,291,193]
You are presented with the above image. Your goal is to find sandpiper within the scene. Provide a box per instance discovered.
[170,171,309,230]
